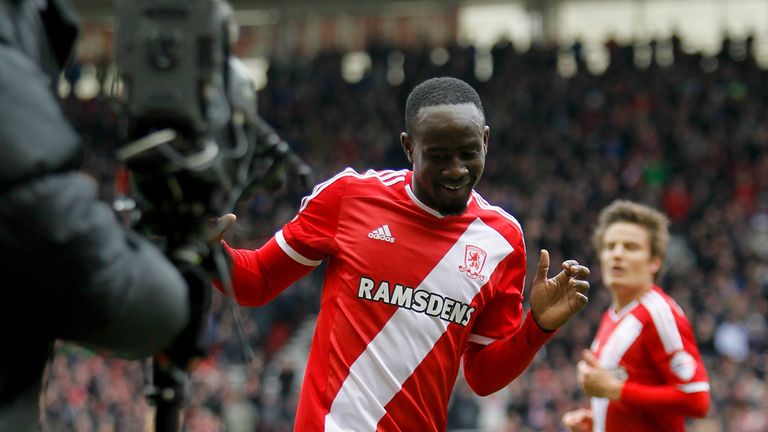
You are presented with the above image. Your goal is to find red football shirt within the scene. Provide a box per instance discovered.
[224,168,552,431]
[589,286,710,431]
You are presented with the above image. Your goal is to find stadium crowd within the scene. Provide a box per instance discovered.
[41,33,767,431]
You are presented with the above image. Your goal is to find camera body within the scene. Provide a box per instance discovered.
[115,0,231,141]
[114,0,302,250]
[114,0,233,248]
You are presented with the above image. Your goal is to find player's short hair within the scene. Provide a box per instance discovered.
[404,77,485,134]
[592,200,670,262]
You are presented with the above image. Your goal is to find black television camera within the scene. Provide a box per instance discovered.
[113,0,309,430]
[114,0,308,250]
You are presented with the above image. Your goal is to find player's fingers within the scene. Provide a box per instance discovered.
[535,249,550,281]
[562,411,578,427]
[576,360,589,376]
[563,262,590,279]
[570,279,590,295]
[574,291,589,306]
[582,349,599,366]
[567,279,589,307]
[576,365,588,388]
[220,213,237,225]
[207,213,237,244]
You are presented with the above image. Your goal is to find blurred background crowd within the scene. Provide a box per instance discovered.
[39,11,767,432]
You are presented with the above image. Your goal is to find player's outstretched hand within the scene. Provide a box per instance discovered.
[207,213,237,245]
[529,249,590,331]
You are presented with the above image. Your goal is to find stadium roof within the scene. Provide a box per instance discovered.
[71,0,472,22]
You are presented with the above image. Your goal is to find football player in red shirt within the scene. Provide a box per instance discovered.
[563,200,710,432]
[218,77,591,431]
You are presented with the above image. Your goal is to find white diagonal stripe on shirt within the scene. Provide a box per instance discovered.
[597,314,643,369]
[592,314,643,432]
[324,218,513,431]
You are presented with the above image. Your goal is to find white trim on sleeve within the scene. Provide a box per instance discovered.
[641,290,684,354]
[678,382,710,393]
[468,334,497,345]
[275,230,322,267]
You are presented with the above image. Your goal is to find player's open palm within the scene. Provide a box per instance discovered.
[529,249,590,331]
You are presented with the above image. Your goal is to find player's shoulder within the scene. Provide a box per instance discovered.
[470,190,524,243]
[306,167,407,197]
[348,168,409,187]
[636,287,692,352]
[321,167,407,189]
[638,286,688,321]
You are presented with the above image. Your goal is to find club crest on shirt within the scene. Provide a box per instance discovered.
[459,245,487,281]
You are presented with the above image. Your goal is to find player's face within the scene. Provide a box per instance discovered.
[401,103,488,216]
[599,222,662,302]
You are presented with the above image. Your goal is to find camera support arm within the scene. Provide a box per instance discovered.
[114,1,311,431]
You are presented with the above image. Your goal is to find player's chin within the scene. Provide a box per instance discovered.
[436,199,469,216]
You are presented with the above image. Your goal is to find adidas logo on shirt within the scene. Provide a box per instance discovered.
[368,224,395,243]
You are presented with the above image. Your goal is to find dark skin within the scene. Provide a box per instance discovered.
[400,103,590,330]
[401,104,488,216]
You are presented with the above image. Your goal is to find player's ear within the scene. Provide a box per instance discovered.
[649,256,662,276]
[400,132,414,164]
[482,126,489,155]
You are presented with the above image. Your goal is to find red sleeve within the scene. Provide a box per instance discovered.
[623,293,711,417]
[216,170,351,306]
[281,170,348,260]
[462,309,555,396]
[621,382,710,417]
[218,238,315,307]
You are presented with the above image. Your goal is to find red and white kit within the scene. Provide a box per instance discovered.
[589,286,710,431]
[224,168,553,431]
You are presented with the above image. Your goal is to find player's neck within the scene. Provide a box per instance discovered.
[611,283,653,310]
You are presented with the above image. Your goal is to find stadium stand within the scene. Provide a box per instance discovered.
[42,32,767,431]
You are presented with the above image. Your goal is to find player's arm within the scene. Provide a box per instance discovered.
[633,303,711,417]
[463,248,589,395]
[216,170,347,306]
[620,380,710,417]
[624,311,711,417]
[580,302,711,418]
[463,308,555,396]
[462,248,556,395]
[578,349,709,417]
[579,360,709,417]
[220,233,319,306]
